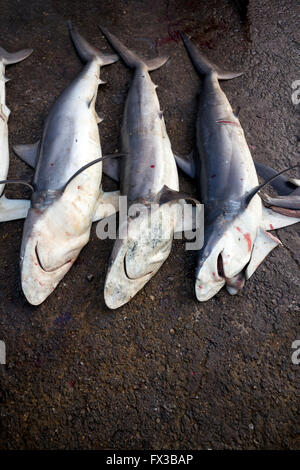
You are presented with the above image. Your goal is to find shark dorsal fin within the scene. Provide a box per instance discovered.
[14,141,40,168]
[245,227,281,280]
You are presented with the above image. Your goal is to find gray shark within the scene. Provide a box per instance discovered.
[175,33,299,301]
[13,23,119,305]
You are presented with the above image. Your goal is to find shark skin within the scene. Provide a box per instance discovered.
[177,32,299,302]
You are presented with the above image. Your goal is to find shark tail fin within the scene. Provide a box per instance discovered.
[68,21,118,66]
[0,46,33,66]
[245,227,281,280]
[99,25,168,71]
[180,32,243,80]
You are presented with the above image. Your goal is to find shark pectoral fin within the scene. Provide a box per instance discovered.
[260,206,300,230]
[174,151,195,178]
[102,156,120,182]
[13,141,40,168]
[157,185,200,206]
[245,227,281,280]
[261,192,300,212]
[0,195,30,222]
[92,190,120,222]
[0,47,33,65]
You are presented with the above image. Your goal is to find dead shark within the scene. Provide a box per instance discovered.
[99,27,196,309]
[175,32,299,301]
[13,23,119,305]
[0,45,32,221]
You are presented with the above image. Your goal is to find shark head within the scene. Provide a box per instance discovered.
[20,191,92,305]
[104,204,175,309]
[195,195,262,301]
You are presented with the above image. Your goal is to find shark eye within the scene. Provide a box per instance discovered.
[217,253,225,278]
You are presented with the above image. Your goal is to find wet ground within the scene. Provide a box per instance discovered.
[0,0,299,450]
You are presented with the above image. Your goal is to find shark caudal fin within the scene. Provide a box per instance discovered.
[180,32,243,80]
[245,227,281,280]
[0,46,33,66]
[99,26,169,71]
[245,204,300,280]
[68,21,118,66]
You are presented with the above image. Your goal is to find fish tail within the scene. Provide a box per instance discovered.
[0,46,32,66]
[180,32,243,80]
[99,25,168,71]
[68,21,118,66]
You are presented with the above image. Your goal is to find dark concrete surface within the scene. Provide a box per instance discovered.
[0,0,299,450]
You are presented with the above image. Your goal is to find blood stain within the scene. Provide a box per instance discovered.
[243,233,252,252]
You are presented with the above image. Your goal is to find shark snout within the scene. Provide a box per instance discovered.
[195,225,254,301]
[124,237,172,279]
[20,236,75,306]
[105,209,174,309]
[20,207,90,305]
[105,236,173,309]
[35,233,87,272]
[195,249,226,302]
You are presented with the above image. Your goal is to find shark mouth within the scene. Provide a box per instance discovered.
[35,244,73,273]
[20,241,76,306]
[123,254,153,280]
[104,235,170,309]
[217,252,245,295]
